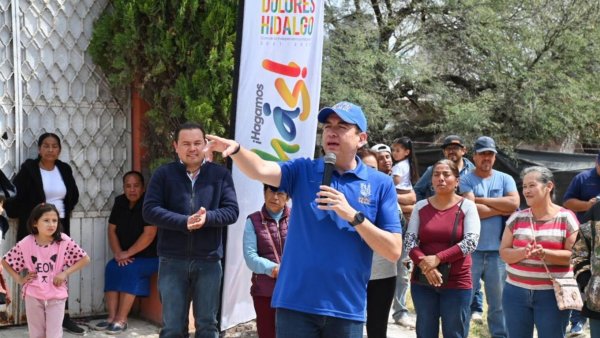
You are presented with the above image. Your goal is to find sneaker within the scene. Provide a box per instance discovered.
[63,315,85,335]
[394,313,416,329]
[570,320,586,336]
[106,322,128,335]
[93,320,111,331]
[471,311,484,324]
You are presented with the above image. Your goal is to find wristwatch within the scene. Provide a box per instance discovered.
[349,212,365,227]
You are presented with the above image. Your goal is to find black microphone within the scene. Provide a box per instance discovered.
[320,153,336,206]
[322,153,337,186]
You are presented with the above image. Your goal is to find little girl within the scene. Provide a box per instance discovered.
[2,203,90,338]
[391,137,419,219]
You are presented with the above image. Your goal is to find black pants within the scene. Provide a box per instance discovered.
[366,276,397,338]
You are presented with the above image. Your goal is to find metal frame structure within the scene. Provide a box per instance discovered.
[0,0,132,324]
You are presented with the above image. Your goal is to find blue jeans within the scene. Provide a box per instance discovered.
[158,257,222,338]
[392,248,411,320]
[470,250,507,338]
[275,308,363,338]
[471,287,483,313]
[411,283,471,338]
[590,318,600,338]
[502,283,569,338]
[570,309,586,325]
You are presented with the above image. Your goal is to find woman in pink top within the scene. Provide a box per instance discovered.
[500,166,579,338]
[1,203,90,338]
[404,159,480,338]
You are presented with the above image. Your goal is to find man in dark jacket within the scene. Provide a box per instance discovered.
[143,122,239,338]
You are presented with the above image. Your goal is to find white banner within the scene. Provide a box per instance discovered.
[221,0,325,330]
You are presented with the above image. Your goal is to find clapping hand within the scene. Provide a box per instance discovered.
[529,244,546,259]
[187,207,207,231]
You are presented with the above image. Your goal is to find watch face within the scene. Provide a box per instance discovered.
[352,212,365,226]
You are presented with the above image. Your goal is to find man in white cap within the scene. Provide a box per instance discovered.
[460,136,519,338]
[371,143,393,175]
[205,101,402,338]
[370,143,416,328]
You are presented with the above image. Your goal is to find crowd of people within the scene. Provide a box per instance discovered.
[0,102,598,338]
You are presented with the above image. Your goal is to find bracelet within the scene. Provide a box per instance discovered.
[230,142,241,156]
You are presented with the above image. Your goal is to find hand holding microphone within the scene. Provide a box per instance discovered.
[319,153,337,207]
[316,153,356,221]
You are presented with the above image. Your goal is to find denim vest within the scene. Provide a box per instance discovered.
[249,205,289,297]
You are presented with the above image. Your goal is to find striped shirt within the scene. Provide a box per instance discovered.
[505,208,579,290]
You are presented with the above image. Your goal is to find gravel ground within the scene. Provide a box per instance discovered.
[222,312,417,338]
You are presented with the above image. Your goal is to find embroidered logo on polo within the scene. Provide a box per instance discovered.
[359,183,371,205]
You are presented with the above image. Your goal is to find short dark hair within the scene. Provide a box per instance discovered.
[27,203,63,242]
[123,170,144,185]
[37,133,62,150]
[174,122,206,142]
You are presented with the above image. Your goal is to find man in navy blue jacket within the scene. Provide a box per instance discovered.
[143,122,239,338]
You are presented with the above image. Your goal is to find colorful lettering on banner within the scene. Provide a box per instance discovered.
[260,0,317,36]
[262,60,310,121]
[252,58,312,162]
[254,139,300,162]
[263,104,300,141]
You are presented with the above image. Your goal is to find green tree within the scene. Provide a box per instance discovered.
[325,0,600,150]
[89,0,237,168]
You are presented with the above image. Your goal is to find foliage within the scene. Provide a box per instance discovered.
[321,9,398,144]
[89,0,237,168]
[324,0,600,151]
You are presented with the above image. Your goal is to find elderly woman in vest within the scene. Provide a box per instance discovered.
[243,184,290,338]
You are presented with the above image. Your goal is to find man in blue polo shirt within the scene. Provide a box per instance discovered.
[564,151,600,221]
[206,101,403,338]
[562,151,600,335]
[459,136,519,338]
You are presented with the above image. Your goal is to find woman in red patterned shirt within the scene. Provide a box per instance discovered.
[404,159,481,338]
[500,166,579,338]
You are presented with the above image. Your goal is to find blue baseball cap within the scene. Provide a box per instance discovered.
[474,136,497,153]
[318,101,367,132]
